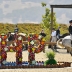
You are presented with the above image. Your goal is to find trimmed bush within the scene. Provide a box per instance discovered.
[44,59,57,65]
[46,51,55,59]
[44,51,57,66]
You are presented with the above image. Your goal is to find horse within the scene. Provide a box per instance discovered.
[57,34,72,56]
[56,33,70,48]
[48,33,70,48]
[58,33,70,39]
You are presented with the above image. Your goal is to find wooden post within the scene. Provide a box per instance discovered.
[51,7,53,33]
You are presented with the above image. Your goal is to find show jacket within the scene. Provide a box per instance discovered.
[56,29,60,36]
[69,25,72,34]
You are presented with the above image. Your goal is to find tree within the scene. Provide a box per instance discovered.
[41,2,47,7]
[41,2,58,29]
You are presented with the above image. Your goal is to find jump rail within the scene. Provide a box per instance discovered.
[7,41,56,45]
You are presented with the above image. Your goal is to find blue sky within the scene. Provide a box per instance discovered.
[0,0,72,24]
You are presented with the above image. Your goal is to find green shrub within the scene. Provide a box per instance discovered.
[46,51,55,59]
[44,51,57,66]
[44,59,57,65]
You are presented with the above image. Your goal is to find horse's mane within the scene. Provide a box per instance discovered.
[61,33,70,38]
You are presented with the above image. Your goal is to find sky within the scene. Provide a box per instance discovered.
[0,0,72,24]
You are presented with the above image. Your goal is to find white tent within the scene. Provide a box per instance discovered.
[18,33,26,36]
[11,33,15,35]
[11,33,26,36]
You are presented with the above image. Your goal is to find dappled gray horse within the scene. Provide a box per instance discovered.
[48,33,69,48]
[57,35,72,56]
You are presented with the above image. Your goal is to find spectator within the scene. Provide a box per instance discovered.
[56,27,61,40]
[14,25,19,40]
[51,28,57,42]
[14,25,19,33]
[51,28,58,52]
[8,32,13,41]
[40,29,46,37]
[40,29,46,53]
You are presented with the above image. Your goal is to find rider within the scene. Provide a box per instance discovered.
[69,20,72,46]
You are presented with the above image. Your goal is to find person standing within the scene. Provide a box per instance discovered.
[51,28,58,52]
[40,29,44,33]
[40,29,46,53]
[14,25,19,33]
[7,32,13,41]
[7,32,14,46]
[56,27,61,40]
[69,20,72,45]
[14,25,19,40]
[40,29,46,37]
[51,28,57,42]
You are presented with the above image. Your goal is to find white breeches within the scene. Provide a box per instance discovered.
[70,34,72,40]
[51,36,57,42]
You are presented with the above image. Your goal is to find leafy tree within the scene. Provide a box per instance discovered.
[41,2,58,29]
[41,2,47,7]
